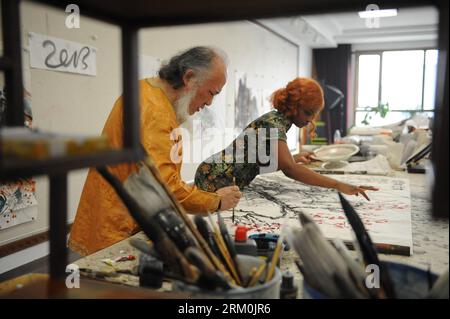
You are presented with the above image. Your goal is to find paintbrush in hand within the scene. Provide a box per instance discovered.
[232,177,236,224]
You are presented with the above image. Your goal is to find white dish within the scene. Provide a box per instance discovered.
[312,144,360,168]
[300,145,322,152]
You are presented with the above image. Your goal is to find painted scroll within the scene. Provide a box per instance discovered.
[219,171,413,255]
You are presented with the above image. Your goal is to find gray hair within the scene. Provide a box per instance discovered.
[158,46,228,89]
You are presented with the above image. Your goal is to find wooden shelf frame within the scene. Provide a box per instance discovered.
[0,0,447,296]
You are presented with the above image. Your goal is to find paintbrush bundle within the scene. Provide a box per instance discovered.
[290,195,449,299]
[97,167,198,281]
[97,161,237,291]
[98,155,284,293]
[330,239,370,296]
[337,193,396,298]
[286,209,403,298]
[427,269,449,299]
[286,217,366,299]
[124,165,196,251]
[295,194,399,298]
[192,213,285,290]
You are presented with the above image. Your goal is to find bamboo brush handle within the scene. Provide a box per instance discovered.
[97,167,199,281]
[265,239,283,282]
[142,157,233,279]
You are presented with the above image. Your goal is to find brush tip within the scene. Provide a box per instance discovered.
[338,192,348,205]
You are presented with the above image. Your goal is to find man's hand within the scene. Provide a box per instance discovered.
[216,185,241,210]
[337,182,379,201]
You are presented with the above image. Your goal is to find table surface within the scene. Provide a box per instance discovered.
[73,170,449,298]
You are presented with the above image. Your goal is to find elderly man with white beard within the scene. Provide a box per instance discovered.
[69,47,241,256]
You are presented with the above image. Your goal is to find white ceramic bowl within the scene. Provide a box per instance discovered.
[312,144,360,162]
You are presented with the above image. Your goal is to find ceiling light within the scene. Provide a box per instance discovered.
[358,8,398,18]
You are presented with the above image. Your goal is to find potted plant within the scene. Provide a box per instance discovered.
[361,102,389,125]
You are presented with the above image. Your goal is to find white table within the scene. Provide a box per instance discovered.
[73,171,448,298]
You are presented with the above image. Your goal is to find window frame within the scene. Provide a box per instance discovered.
[354,47,438,122]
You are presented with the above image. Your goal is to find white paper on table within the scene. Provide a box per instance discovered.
[219,172,414,256]
[313,154,393,175]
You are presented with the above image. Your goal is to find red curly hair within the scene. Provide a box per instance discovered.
[271,77,324,138]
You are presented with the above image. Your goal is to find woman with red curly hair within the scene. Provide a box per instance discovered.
[195,77,378,199]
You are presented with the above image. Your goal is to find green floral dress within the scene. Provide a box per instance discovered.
[195,110,293,192]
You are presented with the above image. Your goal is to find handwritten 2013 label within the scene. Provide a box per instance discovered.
[29,32,97,76]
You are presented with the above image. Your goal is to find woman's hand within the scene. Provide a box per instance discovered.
[336,182,379,201]
[277,141,377,198]
[293,151,313,164]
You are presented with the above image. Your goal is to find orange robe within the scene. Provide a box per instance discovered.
[68,79,221,256]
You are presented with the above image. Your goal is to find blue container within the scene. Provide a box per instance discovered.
[303,261,438,299]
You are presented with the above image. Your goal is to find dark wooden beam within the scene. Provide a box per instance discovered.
[1,0,24,126]
[121,26,140,150]
[0,149,144,180]
[49,173,68,282]
[432,0,449,218]
[0,57,12,70]
[31,0,436,28]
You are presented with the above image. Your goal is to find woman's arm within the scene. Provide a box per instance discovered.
[277,140,378,199]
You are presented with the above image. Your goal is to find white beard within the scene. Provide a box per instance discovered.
[173,89,196,124]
